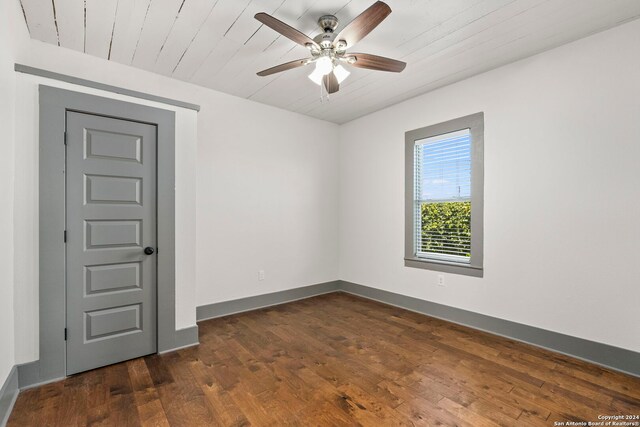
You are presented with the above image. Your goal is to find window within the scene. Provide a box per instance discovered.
[405,113,484,277]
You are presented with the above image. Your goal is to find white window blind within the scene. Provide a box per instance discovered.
[414,128,472,263]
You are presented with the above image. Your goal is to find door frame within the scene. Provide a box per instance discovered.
[36,85,177,381]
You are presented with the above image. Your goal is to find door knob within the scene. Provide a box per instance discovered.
[144,246,155,255]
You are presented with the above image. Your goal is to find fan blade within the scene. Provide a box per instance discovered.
[255,13,320,50]
[335,1,391,49]
[346,53,406,72]
[257,58,312,76]
[323,73,339,94]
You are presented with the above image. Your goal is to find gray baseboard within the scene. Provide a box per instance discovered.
[16,361,47,390]
[196,281,341,321]
[159,326,199,354]
[0,366,19,427]
[339,280,640,378]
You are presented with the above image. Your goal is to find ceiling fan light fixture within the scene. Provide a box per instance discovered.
[333,64,350,84]
[255,1,406,95]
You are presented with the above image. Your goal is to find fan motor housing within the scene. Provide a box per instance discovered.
[313,32,337,49]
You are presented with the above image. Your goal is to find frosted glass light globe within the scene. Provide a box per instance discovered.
[333,64,350,84]
[315,56,333,75]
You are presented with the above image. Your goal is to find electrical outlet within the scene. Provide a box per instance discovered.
[258,270,265,281]
[438,274,445,287]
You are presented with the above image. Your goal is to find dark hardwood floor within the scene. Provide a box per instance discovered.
[8,292,640,426]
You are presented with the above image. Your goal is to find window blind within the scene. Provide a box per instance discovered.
[414,128,472,263]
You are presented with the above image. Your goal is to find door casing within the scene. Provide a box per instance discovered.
[35,85,179,383]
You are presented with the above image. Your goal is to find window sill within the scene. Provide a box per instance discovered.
[404,257,483,277]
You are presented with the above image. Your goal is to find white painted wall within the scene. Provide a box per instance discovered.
[338,19,640,353]
[0,0,17,386]
[195,93,340,304]
[11,25,339,363]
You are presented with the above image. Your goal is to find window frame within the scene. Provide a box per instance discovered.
[404,112,484,277]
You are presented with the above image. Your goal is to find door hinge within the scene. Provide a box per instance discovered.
[64,328,67,341]
[64,131,67,145]
[64,230,67,243]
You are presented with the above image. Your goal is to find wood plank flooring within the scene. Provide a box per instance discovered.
[8,293,640,426]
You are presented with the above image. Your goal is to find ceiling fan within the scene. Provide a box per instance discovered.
[254,1,406,95]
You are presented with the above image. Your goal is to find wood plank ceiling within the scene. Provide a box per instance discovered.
[19,0,640,123]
